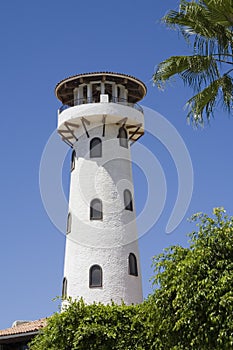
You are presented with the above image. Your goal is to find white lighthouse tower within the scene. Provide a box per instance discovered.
[55,72,147,305]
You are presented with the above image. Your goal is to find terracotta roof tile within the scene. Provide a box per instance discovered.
[55,71,147,91]
[0,318,47,337]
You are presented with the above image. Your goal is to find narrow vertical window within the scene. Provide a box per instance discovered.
[90,199,103,220]
[71,150,76,171]
[124,189,133,211]
[62,277,67,298]
[66,212,72,234]
[89,265,102,287]
[118,126,128,148]
[129,253,138,276]
[90,137,102,158]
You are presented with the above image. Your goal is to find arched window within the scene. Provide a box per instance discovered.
[89,265,102,288]
[90,198,103,220]
[118,126,128,148]
[71,150,76,171]
[129,253,138,276]
[124,189,133,211]
[62,277,67,298]
[90,137,102,158]
[66,212,72,234]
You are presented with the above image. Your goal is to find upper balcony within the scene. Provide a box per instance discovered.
[58,96,143,114]
[55,72,147,115]
[55,72,147,146]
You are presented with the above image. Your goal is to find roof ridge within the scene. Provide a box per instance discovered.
[0,318,47,337]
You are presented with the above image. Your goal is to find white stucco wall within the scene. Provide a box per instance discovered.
[58,102,144,136]
[61,104,143,305]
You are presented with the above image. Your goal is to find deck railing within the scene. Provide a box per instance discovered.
[59,97,143,114]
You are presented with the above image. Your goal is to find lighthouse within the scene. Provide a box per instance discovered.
[55,72,146,305]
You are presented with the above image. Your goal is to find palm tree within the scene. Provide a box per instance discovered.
[153,0,233,125]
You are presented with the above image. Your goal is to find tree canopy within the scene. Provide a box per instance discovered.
[153,0,233,125]
[150,208,233,349]
[29,299,152,350]
[29,208,233,349]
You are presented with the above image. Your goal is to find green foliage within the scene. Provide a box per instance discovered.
[29,209,233,349]
[153,0,233,125]
[150,208,233,349]
[29,299,153,350]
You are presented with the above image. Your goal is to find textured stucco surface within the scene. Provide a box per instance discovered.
[62,105,143,305]
[58,102,144,134]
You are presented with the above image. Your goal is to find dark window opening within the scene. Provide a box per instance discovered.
[66,212,72,234]
[105,83,113,101]
[90,137,102,158]
[92,83,101,103]
[90,198,103,220]
[129,253,138,276]
[83,85,87,103]
[117,87,121,102]
[118,126,128,148]
[89,265,102,287]
[124,189,133,211]
[62,277,67,298]
[71,150,76,171]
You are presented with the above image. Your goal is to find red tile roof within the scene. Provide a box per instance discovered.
[0,318,47,337]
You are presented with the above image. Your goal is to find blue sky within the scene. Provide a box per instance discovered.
[0,0,232,329]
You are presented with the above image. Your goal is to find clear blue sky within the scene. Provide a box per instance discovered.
[0,0,232,329]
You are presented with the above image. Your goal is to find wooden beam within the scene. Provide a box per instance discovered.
[82,117,90,125]
[58,130,72,134]
[129,131,144,136]
[126,123,142,130]
[58,130,76,140]
[102,115,106,137]
[130,133,143,146]
[81,117,90,138]
[126,125,137,129]
[129,126,141,141]
[62,135,75,140]
[65,121,80,128]
[116,117,128,126]
[64,122,78,142]
[62,137,73,147]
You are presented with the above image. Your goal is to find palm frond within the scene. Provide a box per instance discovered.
[201,0,233,26]
[186,75,233,124]
[220,74,233,112]
[163,0,233,57]
[153,55,219,91]
[154,0,233,125]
